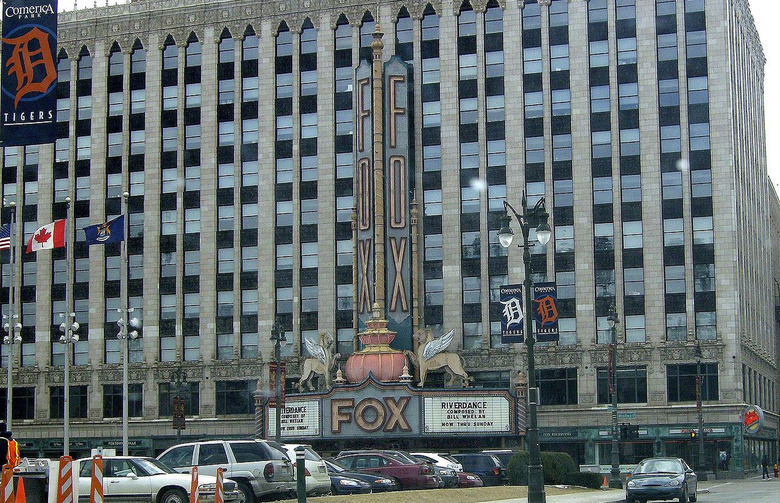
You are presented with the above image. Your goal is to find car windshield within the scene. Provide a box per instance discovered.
[635,459,683,474]
[134,458,177,475]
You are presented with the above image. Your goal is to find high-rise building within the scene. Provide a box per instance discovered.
[0,0,776,470]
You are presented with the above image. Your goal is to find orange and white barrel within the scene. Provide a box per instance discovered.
[189,467,199,503]
[56,456,73,503]
[89,455,103,503]
[1,465,14,503]
[214,468,224,503]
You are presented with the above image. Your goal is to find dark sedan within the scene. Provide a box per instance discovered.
[328,473,372,495]
[625,457,698,503]
[335,451,439,490]
[323,459,399,492]
[452,453,508,486]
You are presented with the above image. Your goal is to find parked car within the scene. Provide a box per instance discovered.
[409,452,463,472]
[157,439,296,502]
[323,459,400,492]
[625,457,698,503]
[273,443,331,496]
[411,456,458,488]
[335,450,439,490]
[457,471,484,488]
[452,453,508,486]
[326,471,372,495]
[75,456,241,503]
[481,449,519,469]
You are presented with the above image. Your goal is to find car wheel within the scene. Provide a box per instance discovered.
[689,489,697,503]
[678,485,688,503]
[625,496,635,503]
[159,488,187,503]
[237,482,255,503]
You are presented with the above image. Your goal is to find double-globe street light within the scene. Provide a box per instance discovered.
[607,304,622,489]
[59,313,80,457]
[498,192,551,503]
[117,308,140,456]
[270,320,287,442]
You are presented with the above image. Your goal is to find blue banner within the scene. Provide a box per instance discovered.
[533,282,560,342]
[500,284,525,344]
[84,215,125,245]
[1,0,58,146]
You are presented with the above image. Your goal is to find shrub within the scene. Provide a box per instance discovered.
[541,452,576,484]
[565,471,604,489]
[507,451,577,486]
[507,451,530,486]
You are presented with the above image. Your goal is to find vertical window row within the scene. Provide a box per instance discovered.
[421,6,444,329]
[334,15,354,356]
[549,0,576,346]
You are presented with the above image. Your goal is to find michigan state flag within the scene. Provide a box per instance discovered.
[84,215,125,245]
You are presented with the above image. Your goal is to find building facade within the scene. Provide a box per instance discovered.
[0,0,777,471]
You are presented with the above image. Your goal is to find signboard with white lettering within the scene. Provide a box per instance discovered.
[267,400,320,438]
[262,377,517,440]
[423,396,512,434]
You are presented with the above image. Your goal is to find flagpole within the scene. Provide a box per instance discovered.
[4,201,21,431]
[121,191,129,456]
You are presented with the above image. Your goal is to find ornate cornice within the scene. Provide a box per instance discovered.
[460,348,516,369]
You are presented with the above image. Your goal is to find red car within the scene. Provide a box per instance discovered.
[458,471,484,488]
[335,451,440,490]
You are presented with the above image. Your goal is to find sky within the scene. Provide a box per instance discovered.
[53,0,780,186]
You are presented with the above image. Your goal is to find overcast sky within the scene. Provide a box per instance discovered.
[54,1,780,186]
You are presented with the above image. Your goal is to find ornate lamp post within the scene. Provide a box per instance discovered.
[694,342,707,480]
[59,313,80,456]
[607,304,622,489]
[3,200,20,431]
[498,191,551,503]
[117,307,140,455]
[270,320,287,442]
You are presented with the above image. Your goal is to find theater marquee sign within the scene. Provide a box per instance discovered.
[263,377,517,440]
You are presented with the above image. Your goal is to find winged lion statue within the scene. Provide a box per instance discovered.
[404,328,470,387]
[298,332,340,391]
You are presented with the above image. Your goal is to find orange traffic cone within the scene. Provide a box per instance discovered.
[14,478,25,503]
[602,475,608,489]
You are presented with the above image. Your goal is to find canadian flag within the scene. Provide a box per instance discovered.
[26,220,66,253]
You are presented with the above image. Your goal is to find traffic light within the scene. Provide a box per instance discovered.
[172,397,186,430]
[690,430,697,440]
[620,423,640,440]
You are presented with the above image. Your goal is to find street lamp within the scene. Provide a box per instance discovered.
[607,304,622,489]
[3,319,22,431]
[269,320,287,442]
[3,200,19,431]
[117,308,140,456]
[694,342,707,480]
[170,365,187,441]
[498,191,551,503]
[59,313,80,457]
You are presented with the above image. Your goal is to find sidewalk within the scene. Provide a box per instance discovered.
[485,488,625,503]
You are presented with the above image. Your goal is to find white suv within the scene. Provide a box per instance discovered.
[410,452,463,472]
[274,442,331,496]
[158,439,296,503]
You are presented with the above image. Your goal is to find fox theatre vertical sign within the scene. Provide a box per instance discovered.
[354,29,413,350]
[1,0,58,146]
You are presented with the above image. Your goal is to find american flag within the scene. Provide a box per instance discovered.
[0,224,11,251]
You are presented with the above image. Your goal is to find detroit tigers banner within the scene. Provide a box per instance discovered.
[1,0,58,146]
[533,282,559,342]
[500,283,560,344]
[500,284,524,344]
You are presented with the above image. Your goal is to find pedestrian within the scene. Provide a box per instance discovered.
[761,454,769,479]
[0,422,8,468]
[0,430,19,468]
[774,461,779,478]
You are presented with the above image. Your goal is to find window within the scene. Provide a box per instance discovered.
[667,363,718,402]
[50,386,89,419]
[159,382,200,417]
[536,368,577,405]
[666,312,687,341]
[625,314,646,342]
[218,248,234,274]
[624,268,645,296]
[623,221,643,249]
[217,291,233,318]
[215,380,255,415]
[104,383,142,418]
[597,366,647,404]
[590,85,610,113]
[241,333,258,359]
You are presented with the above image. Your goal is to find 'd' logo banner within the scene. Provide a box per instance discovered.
[500,284,524,344]
[1,0,58,146]
[533,282,559,342]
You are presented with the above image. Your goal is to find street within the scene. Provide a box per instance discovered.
[690,476,779,503]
